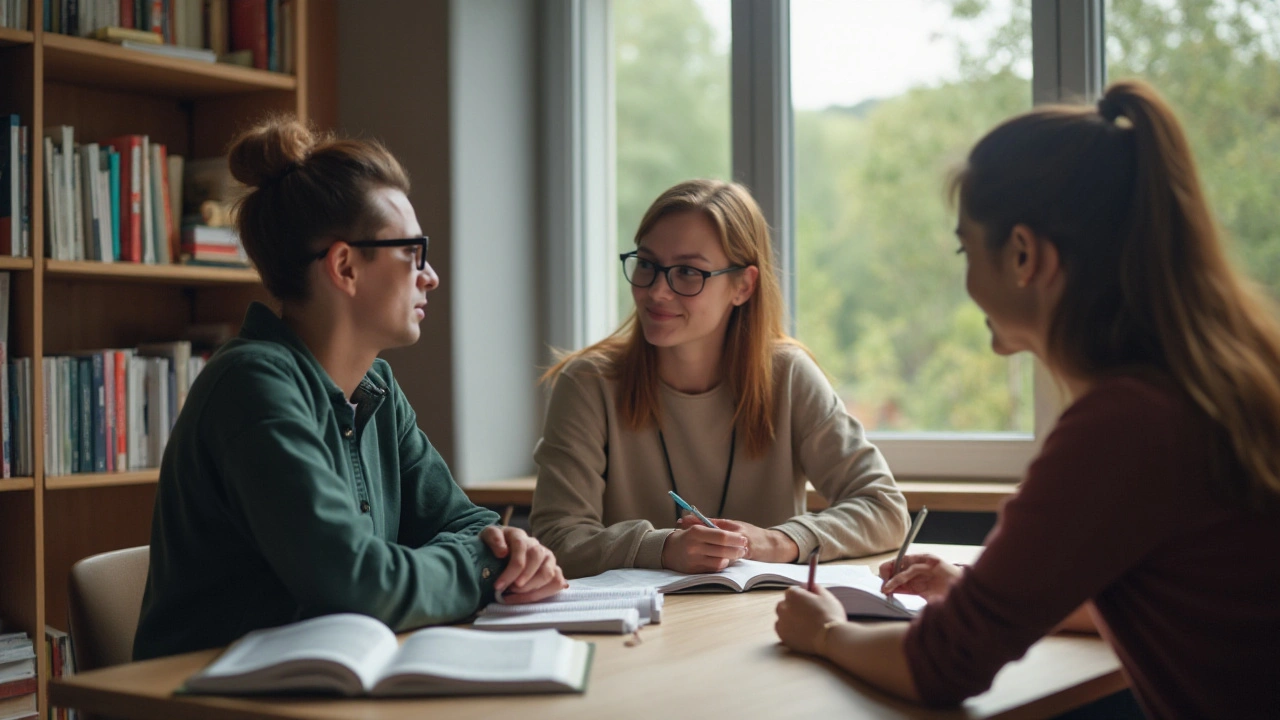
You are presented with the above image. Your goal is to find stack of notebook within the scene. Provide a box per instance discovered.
[473,587,662,634]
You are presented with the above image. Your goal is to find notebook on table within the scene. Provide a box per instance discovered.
[474,587,663,634]
[568,559,926,620]
[181,613,594,697]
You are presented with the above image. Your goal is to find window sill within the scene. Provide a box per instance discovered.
[462,477,1016,513]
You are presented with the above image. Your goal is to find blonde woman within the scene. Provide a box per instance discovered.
[531,180,909,579]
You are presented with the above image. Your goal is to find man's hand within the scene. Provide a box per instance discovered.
[677,515,800,563]
[480,526,567,603]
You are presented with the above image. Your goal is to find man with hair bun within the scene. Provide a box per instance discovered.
[133,117,566,661]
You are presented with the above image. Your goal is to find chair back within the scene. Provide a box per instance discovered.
[68,545,151,671]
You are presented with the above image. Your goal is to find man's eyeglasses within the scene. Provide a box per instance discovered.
[620,251,745,297]
[313,236,430,271]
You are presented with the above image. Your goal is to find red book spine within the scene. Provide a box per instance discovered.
[102,351,115,473]
[229,0,268,70]
[104,136,143,262]
[120,0,134,28]
[115,350,127,471]
[0,676,37,700]
[148,0,164,34]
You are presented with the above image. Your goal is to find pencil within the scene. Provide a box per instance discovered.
[806,548,820,592]
[500,505,515,528]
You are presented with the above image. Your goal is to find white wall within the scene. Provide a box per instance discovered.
[337,0,542,483]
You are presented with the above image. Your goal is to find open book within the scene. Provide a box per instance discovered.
[474,587,663,634]
[570,560,926,620]
[181,614,593,697]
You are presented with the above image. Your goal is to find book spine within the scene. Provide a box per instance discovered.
[0,116,15,256]
[108,148,120,260]
[76,357,89,473]
[114,350,128,471]
[228,0,266,70]
[91,353,105,472]
[121,0,135,28]
[0,341,9,478]
[97,351,111,471]
[19,125,28,256]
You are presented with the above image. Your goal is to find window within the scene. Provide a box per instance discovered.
[614,0,733,320]
[548,0,1108,478]
[791,0,1035,434]
[1106,0,1280,302]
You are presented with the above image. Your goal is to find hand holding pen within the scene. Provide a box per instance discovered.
[661,490,748,573]
[879,507,964,602]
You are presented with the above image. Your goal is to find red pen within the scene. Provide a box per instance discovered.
[806,548,820,592]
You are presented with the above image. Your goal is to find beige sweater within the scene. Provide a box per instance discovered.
[530,345,910,578]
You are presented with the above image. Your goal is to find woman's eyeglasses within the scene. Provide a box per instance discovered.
[313,236,430,271]
[619,251,744,297]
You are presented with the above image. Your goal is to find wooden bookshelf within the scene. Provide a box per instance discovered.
[0,26,34,46]
[0,3,338,717]
[0,477,35,492]
[44,470,160,491]
[42,33,298,98]
[45,259,260,285]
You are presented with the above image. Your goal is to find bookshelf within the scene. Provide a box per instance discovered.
[0,2,336,716]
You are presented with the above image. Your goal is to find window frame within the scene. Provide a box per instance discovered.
[543,0,1105,480]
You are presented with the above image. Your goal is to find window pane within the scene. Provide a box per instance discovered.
[1106,0,1280,301]
[791,0,1034,433]
[614,0,732,320]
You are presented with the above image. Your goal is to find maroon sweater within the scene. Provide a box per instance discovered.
[904,375,1280,719]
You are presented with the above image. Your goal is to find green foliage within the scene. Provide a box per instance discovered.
[613,0,1279,433]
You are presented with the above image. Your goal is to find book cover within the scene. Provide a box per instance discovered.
[103,135,143,262]
[114,349,130,471]
[107,148,120,260]
[228,0,267,70]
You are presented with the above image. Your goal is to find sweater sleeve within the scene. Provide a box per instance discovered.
[529,361,673,578]
[772,349,910,560]
[206,356,502,632]
[904,379,1192,705]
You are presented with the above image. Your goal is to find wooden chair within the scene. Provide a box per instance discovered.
[67,546,151,672]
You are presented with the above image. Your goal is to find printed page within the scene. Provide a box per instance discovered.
[186,614,398,694]
[381,627,567,683]
[473,608,641,633]
[568,567,689,591]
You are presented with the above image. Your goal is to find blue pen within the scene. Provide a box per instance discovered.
[668,490,718,528]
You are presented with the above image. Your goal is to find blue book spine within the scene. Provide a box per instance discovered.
[108,149,120,260]
[44,0,51,32]
[69,358,81,473]
[92,353,106,472]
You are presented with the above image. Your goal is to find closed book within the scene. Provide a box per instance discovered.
[0,675,36,700]
[0,115,16,256]
[90,25,162,43]
[107,148,120,259]
[228,0,266,70]
[103,135,143,262]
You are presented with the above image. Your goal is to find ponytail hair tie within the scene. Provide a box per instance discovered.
[1097,96,1123,123]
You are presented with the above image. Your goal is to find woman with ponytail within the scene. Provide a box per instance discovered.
[134,118,565,661]
[775,80,1280,718]
[530,179,909,579]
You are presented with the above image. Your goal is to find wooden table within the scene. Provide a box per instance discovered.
[50,544,1125,720]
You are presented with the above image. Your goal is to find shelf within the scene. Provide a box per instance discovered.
[45,469,158,490]
[0,27,34,46]
[0,257,34,271]
[45,260,259,285]
[0,477,35,492]
[42,33,296,98]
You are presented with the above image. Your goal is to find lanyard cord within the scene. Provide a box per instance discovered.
[657,427,736,525]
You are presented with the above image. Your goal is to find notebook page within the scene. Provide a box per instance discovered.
[386,627,564,682]
[568,567,687,590]
[473,608,641,633]
[482,598,654,620]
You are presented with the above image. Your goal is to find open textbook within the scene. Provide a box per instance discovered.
[569,559,927,620]
[474,587,663,634]
[181,614,593,697]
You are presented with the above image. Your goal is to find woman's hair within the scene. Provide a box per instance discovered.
[227,116,410,302]
[951,79,1280,507]
[545,179,799,458]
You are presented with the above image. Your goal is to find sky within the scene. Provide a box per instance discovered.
[696,0,1017,111]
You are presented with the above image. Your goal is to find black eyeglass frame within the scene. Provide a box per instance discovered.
[313,236,430,271]
[619,251,746,297]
